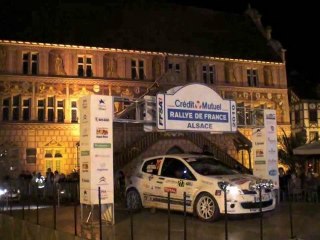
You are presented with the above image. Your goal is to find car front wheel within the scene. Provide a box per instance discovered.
[126,189,142,210]
[194,192,220,222]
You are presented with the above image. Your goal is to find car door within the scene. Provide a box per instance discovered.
[140,157,164,208]
[159,157,196,211]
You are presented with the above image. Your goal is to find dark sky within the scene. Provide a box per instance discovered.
[0,0,317,97]
[170,0,318,97]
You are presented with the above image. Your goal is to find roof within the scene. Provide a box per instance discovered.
[0,2,282,62]
[143,154,214,161]
[293,141,320,155]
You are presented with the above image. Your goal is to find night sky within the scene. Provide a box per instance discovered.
[171,0,319,98]
[0,0,317,98]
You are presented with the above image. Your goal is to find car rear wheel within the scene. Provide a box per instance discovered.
[126,189,142,210]
[194,192,220,222]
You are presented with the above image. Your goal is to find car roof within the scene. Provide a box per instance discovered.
[143,153,214,161]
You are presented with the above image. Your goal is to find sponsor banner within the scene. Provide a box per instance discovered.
[79,95,114,205]
[94,143,111,148]
[252,110,279,189]
[156,84,237,132]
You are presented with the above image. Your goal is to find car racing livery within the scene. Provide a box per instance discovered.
[126,154,276,221]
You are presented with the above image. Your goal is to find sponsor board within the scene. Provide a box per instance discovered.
[269,169,278,176]
[82,99,88,109]
[95,154,110,158]
[95,117,109,122]
[82,162,89,173]
[255,160,266,165]
[94,143,111,148]
[253,110,279,189]
[156,84,237,132]
[96,128,108,138]
[79,95,114,206]
[256,149,264,158]
[81,151,90,156]
[98,99,106,110]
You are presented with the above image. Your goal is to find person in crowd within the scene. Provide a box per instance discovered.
[54,171,60,184]
[304,171,318,202]
[289,172,302,201]
[279,167,289,201]
[44,168,54,198]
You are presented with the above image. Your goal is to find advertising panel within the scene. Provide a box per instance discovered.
[79,95,114,205]
[252,109,279,189]
[156,84,237,133]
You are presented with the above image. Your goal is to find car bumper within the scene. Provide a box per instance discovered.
[225,197,276,214]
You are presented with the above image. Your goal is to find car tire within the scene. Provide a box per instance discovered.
[194,192,220,222]
[126,188,142,210]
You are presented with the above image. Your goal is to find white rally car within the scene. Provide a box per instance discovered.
[126,154,276,221]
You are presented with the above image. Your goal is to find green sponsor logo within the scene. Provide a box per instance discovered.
[255,160,266,165]
[94,143,111,148]
[81,151,90,156]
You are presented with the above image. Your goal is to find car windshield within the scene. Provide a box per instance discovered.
[185,157,238,176]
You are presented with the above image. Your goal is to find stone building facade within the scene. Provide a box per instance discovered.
[0,5,291,178]
[0,39,290,177]
[290,91,320,142]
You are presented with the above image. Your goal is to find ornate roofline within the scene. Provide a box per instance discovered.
[0,39,284,66]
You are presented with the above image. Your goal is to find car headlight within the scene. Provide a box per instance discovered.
[0,189,6,196]
[226,185,242,196]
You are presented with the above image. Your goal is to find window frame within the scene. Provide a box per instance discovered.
[247,68,258,87]
[22,52,39,75]
[77,55,93,77]
[202,64,216,84]
[131,59,145,80]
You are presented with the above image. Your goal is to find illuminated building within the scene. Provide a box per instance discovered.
[0,4,290,177]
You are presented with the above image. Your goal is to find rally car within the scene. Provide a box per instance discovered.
[126,154,275,221]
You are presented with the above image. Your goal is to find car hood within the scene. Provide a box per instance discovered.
[203,174,261,190]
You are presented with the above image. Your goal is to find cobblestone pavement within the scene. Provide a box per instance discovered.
[1,202,319,240]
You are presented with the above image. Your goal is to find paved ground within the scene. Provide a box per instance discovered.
[1,202,320,240]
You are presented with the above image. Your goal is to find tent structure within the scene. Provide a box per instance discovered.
[293,141,320,155]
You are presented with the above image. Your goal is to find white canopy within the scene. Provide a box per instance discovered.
[293,141,320,155]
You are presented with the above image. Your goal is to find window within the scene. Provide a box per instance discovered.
[168,63,180,74]
[23,52,38,75]
[12,95,20,121]
[309,109,317,123]
[57,100,64,123]
[38,99,45,121]
[161,158,195,180]
[202,65,216,84]
[71,101,78,123]
[78,56,93,77]
[47,97,54,122]
[26,148,36,164]
[22,98,31,121]
[247,68,258,87]
[142,158,162,175]
[2,97,10,121]
[131,59,145,80]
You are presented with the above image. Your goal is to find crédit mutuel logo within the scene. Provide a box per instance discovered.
[174,100,222,110]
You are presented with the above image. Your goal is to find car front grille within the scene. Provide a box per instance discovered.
[241,200,273,209]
